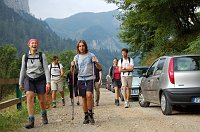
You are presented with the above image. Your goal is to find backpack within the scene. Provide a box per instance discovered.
[109,65,114,78]
[121,57,132,75]
[49,63,61,77]
[25,52,43,69]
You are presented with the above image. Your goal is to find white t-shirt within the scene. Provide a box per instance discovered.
[48,63,63,81]
[118,57,134,77]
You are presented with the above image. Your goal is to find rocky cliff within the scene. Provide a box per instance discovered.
[3,0,29,13]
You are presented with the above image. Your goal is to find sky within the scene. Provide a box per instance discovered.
[29,0,118,20]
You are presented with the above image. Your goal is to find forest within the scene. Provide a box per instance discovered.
[106,0,200,64]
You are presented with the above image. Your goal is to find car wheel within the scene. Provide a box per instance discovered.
[120,90,124,101]
[138,90,150,107]
[160,92,172,115]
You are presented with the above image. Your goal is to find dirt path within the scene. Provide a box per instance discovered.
[20,88,200,132]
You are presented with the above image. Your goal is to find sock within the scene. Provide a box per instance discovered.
[28,115,34,119]
[41,110,47,115]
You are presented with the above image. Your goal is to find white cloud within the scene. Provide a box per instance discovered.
[29,0,117,20]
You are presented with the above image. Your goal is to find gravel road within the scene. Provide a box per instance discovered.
[20,88,200,132]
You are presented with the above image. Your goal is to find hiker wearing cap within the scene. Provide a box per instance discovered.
[48,56,64,108]
[19,38,51,129]
[71,40,102,124]
[118,48,134,108]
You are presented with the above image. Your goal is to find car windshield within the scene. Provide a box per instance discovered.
[133,68,148,77]
[174,56,200,71]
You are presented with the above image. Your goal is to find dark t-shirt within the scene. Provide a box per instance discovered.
[67,71,78,86]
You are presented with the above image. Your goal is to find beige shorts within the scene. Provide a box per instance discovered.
[51,80,64,92]
[121,76,132,88]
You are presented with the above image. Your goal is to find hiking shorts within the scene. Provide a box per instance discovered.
[121,76,132,88]
[112,79,121,88]
[51,80,64,92]
[77,80,94,97]
[24,77,46,94]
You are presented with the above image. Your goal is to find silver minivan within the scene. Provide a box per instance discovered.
[139,55,200,115]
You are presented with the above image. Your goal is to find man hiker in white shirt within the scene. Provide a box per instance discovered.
[118,48,134,108]
[48,56,65,108]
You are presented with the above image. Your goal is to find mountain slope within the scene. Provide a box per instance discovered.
[0,0,75,55]
[45,10,125,51]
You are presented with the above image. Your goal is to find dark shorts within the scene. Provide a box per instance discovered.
[24,76,46,94]
[77,80,94,97]
[68,85,79,98]
[112,79,121,88]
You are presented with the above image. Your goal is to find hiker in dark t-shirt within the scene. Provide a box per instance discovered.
[67,67,80,106]
[94,67,102,106]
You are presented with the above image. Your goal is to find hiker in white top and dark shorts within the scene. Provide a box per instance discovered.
[118,48,134,108]
[71,40,102,125]
[48,56,64,108]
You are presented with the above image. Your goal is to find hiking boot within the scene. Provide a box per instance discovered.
[96,102,99,106]
[52,101,56,108]
[25,117,34,129]
[62,98,65,106]
[83,113,89,124]
[115,99,119,106]
[77,101,80,106]
[124,101,130,108]
[42,113,48,124]
[88,112,95,125]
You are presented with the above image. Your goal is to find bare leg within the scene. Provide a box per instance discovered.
[52,90,57,101]
[26,91,35,116]
[60,91,65,98]
[114,86,119,99]
[82,96,88,112]
[123,86,127,101]
[86,91,93,110]
[37,94,46,111]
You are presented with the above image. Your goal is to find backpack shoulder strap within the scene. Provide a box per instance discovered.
[39,52,43,68]
[58,63,60,69]
[121,58,123,64]
[50,63,52,76]
[25,54,28,69]
[128,57,130,63]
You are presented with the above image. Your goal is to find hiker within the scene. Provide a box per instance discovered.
[48,56,65,108]
[94,66,102,106]
[109,58,121,106]
[19,38,51,129]
[67,66,80,106]
[118,48,134,108]
[71,40,102,124]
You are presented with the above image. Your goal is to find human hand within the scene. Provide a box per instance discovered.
[71,61,75,67]
[92,56,98,63]
[19,84,24,92]
[46,83,51,94]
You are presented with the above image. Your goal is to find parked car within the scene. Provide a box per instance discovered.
[120,66,149,101]
[139,55,200,115]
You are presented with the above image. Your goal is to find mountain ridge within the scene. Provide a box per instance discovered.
[45,10,126,51]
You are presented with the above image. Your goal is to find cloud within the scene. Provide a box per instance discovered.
[29,0,117,19]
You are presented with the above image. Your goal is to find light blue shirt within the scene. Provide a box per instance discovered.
[74,52,98,80]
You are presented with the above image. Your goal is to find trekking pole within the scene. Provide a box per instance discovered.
[92,62,95,112]
[71,66,75,120]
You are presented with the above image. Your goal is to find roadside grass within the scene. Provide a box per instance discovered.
[0,85,69,131]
